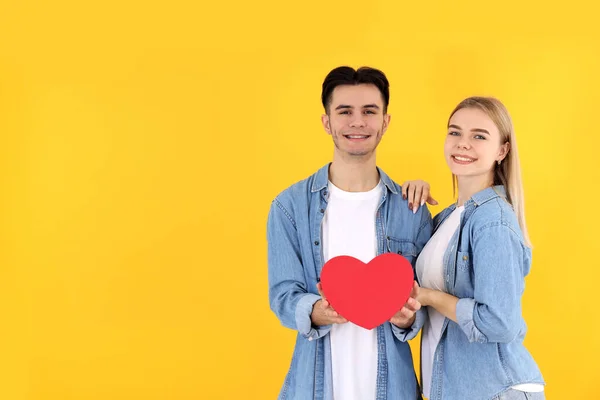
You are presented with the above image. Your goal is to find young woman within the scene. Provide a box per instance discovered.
[403,97,545,400]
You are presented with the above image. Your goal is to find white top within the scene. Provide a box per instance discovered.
[322,180,383,400]
[416,205,464,399]
[416,206,543,396]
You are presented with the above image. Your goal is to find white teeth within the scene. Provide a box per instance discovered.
[347,135,368,139]
[454,156,474,162]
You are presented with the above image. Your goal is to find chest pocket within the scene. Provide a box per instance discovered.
[386,237,418,265]
[456,250,472,272]
[454,250,475,297]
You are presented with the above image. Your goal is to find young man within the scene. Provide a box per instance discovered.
[267,66,431,400]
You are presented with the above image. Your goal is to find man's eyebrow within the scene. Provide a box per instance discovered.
[334,104,380,110]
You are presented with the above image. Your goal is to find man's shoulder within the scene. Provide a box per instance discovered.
[271,165,327,209]
[272,179,308,208]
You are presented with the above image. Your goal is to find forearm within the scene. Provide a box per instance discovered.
[423,288,459,323]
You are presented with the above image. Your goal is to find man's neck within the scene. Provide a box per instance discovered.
[328,152,380,192]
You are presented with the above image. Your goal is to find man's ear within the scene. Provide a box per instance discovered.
[382,113,391,135]
[322,113,332,135]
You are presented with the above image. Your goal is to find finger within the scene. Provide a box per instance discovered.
[407,184,416,210]
[317,282,324,297]
[408,281,416,298]
[413,185,423,214]
[321,298,330,309]
[411,280,420,298]
[405,297,421,312]
[427,194,439,205]
[399,306,415,319]
[420,186,430,207]
[317,283,330,306]
[402,182,409,200]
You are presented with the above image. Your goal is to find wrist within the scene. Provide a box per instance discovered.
[310,299,322,323]
[420,288,431,307]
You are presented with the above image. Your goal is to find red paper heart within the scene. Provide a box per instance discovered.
[319,253,414,330]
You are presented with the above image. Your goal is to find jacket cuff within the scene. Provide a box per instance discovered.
[391,307,426,341]
[456,297,487,343]
[295,293,331,341]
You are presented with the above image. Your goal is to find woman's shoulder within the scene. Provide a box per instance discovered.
[468,196,524,244]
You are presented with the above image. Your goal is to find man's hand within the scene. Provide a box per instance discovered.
[310,282,348,326]
[389,281,422,329]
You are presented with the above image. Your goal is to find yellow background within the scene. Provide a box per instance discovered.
[1,0,598,399]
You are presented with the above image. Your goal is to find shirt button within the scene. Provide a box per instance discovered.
[308,337,313,341]
[320,209,325,213]
[463,255,468,261]
[314,241,320,246]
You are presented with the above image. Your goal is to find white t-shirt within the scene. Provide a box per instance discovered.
[416,206,543,397]
[322,180,383,400]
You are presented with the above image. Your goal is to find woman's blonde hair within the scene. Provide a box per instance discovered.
[449,97,532,248]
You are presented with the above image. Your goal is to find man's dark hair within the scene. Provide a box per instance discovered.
[321,66,390,114]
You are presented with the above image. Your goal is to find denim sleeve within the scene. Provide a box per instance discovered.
[391,204,433,342]
[390,307,426,341]
[267,199,331,341]
[456,223,526,343]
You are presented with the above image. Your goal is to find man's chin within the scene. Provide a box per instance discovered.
[347,149,374,157]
